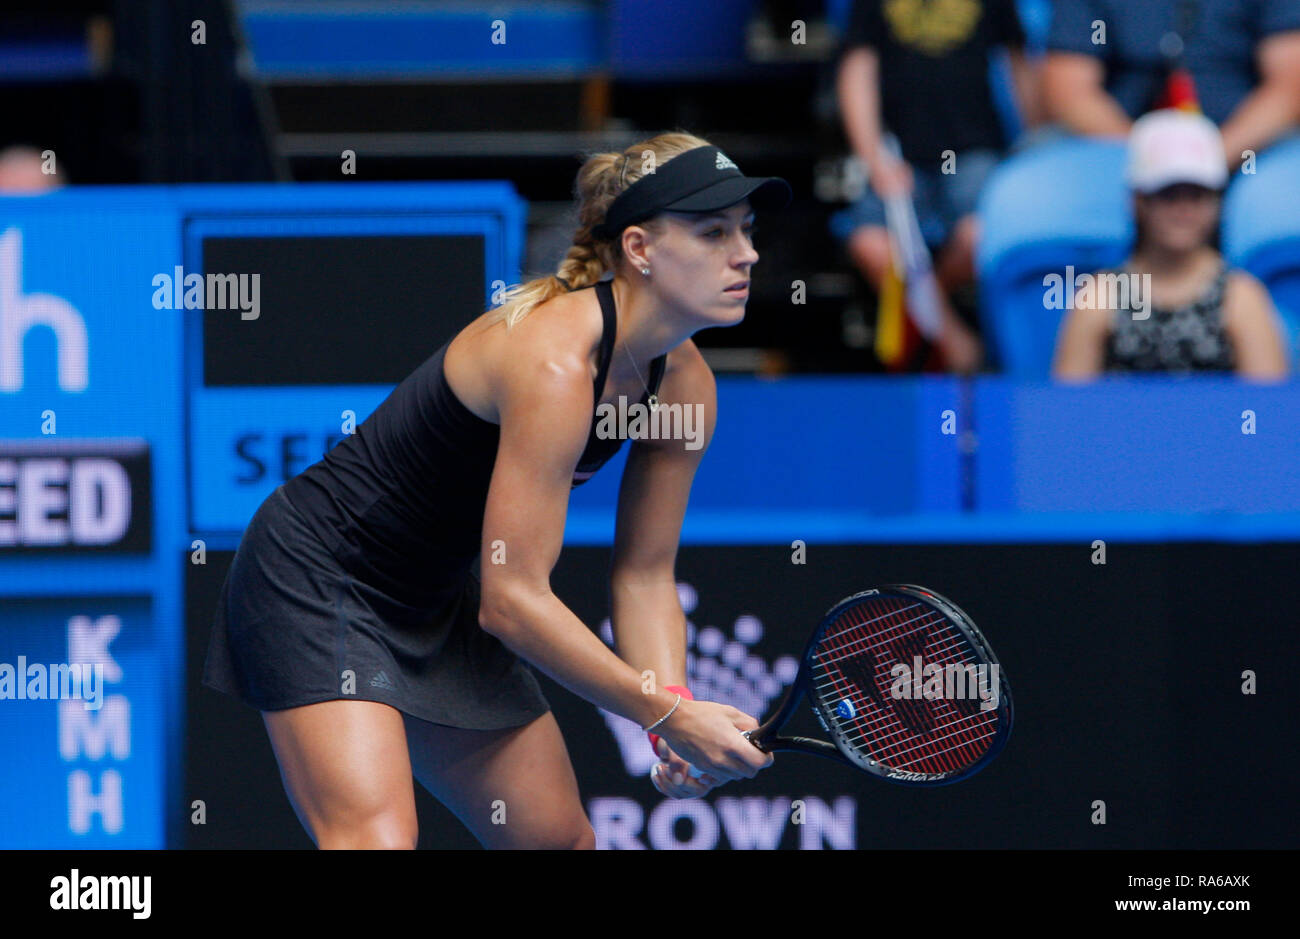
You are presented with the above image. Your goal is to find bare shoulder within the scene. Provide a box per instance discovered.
[1221,269,1280,338]
[1223,270,1272,318]
[499,290,602,381]
[446,289,603,423]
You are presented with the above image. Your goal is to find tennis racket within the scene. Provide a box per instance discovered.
[733,585,1013,786]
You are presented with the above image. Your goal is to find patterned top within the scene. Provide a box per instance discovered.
[1102,263,1235,374]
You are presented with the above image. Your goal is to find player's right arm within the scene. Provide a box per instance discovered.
[475,325,764,781]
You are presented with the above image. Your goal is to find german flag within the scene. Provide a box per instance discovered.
[874,260,923,371]
[1157,66,1201,113]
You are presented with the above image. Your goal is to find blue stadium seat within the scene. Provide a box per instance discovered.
[1223,134,1300,368]
[976,139,1130,376]
[236,0,759,81]
[236,0,605,79]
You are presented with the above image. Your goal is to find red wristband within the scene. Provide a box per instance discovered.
[647,685,692,756]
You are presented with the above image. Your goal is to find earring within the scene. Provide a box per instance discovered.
[641,267,650,276]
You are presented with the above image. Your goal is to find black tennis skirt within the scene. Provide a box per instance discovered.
[202,483,551,730]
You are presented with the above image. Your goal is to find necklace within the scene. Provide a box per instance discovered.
[610,281,657,411]
[622,341,658,412]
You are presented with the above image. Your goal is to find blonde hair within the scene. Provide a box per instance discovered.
[487,130,713,330]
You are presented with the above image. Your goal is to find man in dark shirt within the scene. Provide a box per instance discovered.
[834,0,1038,372]
[1043,0,1300,167]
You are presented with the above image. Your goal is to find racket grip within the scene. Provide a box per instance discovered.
[647,685,693,755]
[681,731,760,781]
[677,731,759,781]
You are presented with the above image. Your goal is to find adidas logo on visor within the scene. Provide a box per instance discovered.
[715,151,737,171]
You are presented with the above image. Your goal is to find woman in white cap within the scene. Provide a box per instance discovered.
[1053,109,1287,379]
[203,131,787,848]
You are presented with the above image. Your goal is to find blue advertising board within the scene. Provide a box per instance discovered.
[0,194,183,848]
[0,181,526,847]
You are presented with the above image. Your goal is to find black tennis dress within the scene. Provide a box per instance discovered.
[202,279,667,729]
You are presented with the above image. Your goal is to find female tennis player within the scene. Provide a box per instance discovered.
[203,131,791,848]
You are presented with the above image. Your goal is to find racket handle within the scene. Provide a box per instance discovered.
[683,730,760,780]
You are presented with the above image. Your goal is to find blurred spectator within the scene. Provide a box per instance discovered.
[834,0,1039,373]
[1042,0,1300,166]
[1052,110,1287,379]
[0,145,66,193]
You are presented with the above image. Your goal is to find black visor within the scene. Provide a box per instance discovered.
[593,145,792,240]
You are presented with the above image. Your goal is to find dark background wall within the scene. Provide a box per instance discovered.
[183,541,1300,849]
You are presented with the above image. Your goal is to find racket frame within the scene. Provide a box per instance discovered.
[746,584,1013,786]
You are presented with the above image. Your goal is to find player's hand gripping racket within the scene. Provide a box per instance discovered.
[733,585,1012,786]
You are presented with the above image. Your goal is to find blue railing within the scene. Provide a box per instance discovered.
[566,373,1300,543]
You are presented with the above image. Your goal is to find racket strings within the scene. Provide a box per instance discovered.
[812,632,988,731]
[817,669,995,773]
[814,605,980,698]
[815,605,972,736]
[814,606,985,684]
[812,603,935,664]
[812,596,1002,775]
[815,664,996,747]
[812,630,975,688]
[818,670,996,754]
[828,617,997,767]
[842,720,999,762]
[840,712,996,754]
[837,659,996,769]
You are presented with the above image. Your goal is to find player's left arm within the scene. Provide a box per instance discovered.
[608,339,716,690]
[608,340,720,797]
